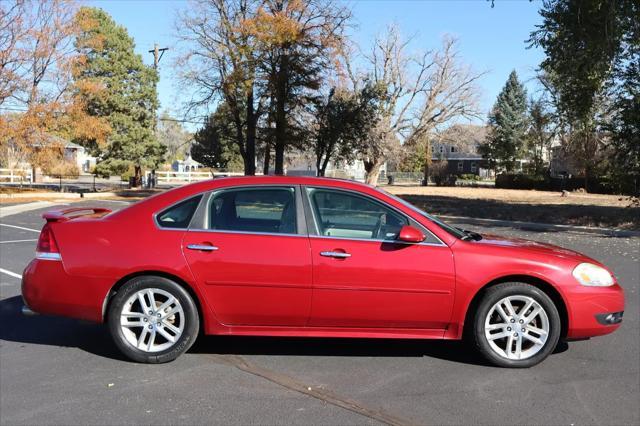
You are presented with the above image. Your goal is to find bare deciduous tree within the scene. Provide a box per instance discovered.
[348,26,486,185]
[175,0,265,175]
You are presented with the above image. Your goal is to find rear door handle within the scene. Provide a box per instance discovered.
[320,251,351,259]
[186,244,219,252]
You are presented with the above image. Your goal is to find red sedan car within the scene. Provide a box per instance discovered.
[22,176,624,367]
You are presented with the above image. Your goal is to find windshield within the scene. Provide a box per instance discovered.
[377,188,468,239]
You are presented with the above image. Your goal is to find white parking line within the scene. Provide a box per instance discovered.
[0,268,22,279]
[0,239,38,244]
[0,223,41,233]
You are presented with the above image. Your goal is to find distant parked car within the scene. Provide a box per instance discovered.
[22,176,624,367]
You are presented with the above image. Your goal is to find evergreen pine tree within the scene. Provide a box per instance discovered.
[73,7,165,183]
[480,70,528,172]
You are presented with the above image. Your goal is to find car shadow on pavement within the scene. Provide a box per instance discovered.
[192,333,568,367]
[0,296,128,361]
[1,295,568,365]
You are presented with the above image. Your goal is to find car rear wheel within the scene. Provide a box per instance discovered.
[108,276,199,363]
[472,282,561,368]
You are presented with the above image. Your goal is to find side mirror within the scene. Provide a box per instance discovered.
[397,225,425,243]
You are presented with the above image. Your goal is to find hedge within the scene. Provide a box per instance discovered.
[495,173,638,195]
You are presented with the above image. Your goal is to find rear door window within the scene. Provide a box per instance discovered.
[208,187,297,235]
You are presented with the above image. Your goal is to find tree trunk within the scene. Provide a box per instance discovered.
[422,138,434,186]
[134,165,142,187]
[364,158,383,186]
[274,53,289,175]
[320,154,331,177]
[245,91,256,176]
[584,166,590,193]
[263,144,271,175]
[316,154,324,176]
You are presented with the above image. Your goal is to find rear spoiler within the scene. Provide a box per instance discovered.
[43,207,112,223]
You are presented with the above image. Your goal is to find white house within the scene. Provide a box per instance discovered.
[172,154,203,172]
[285,152,387,182]
[6,135,96,174]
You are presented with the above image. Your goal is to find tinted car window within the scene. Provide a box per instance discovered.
[156,195,202,229]
[307,188,407,240]
[208,188,297,234]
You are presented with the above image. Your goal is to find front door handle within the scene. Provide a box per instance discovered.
[186,244,219,252]
[320,251,351,259]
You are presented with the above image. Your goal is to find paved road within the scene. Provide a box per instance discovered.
[1,200,638,425]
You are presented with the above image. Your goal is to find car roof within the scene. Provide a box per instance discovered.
[184,175,377,193]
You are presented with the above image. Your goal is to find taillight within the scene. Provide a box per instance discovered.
[36,223,61,260]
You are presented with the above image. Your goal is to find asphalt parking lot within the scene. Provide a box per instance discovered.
[1,200,638,425]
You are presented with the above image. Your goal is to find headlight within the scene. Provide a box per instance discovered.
[572,263,615,287]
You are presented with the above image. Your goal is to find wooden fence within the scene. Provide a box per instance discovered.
[0,168,33,183]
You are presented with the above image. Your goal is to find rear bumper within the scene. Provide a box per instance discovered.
[21,259,108,323]
[565,283,625,339]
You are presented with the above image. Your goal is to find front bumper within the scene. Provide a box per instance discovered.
[565,283,625,339]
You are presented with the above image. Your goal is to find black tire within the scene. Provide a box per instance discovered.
[472,282,561,368]
[107,275,199,363]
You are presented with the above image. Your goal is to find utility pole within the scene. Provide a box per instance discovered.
[147,43,168,189]
[148,43,168,69]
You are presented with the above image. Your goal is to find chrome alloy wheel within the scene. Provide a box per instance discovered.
[484,295,550,360]
[120,288,185,353]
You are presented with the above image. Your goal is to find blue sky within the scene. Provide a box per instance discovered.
[89,0,546,125]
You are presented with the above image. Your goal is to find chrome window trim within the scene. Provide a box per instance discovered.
[307,234,447,247]
[192,184,303,237]
[302,185,447,247]
[153,193,205,231]
[186,228,308,239]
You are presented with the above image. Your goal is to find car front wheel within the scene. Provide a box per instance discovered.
[107,276,199,363]
[473,282,561,368]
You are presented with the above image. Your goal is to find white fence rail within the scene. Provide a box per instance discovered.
[154,170,249,184]
[0,168,32,183]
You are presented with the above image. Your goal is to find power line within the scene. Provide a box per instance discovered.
[158,116,206,125]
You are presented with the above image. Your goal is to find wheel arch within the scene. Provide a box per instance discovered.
[102,270,206,333]
[462,275,569,339]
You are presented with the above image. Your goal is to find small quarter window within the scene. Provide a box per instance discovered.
[157,195,202,229]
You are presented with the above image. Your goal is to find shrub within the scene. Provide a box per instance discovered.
[495,173,637,195]
[458,173,480,181]
[42,160,80,178]
[434,174,457,186]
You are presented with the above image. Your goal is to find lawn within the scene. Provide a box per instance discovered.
[385,186,639,230]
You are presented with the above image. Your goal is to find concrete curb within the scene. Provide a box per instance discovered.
[0,191,149,200]
[440,214,640,238]
[0,192,80,199]
[0,201,59,218]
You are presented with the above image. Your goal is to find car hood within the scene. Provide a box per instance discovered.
[470,234,594,263]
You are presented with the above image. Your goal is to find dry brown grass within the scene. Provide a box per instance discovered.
[384,186,639,230]
[385,186,631,207]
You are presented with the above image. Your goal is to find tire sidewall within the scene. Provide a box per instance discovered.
[108,276,199,363]
[474,283,561,368]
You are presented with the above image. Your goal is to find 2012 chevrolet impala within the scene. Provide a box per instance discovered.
[21,176,624,367]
